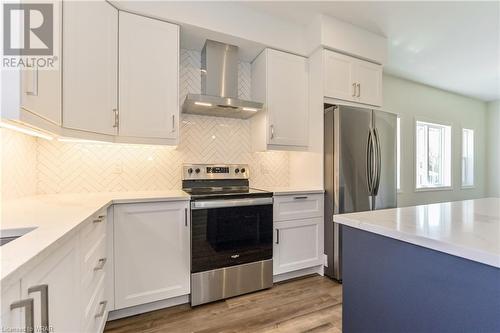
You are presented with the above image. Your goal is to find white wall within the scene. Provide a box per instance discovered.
[487,100,500,197]
[383,74,488,207]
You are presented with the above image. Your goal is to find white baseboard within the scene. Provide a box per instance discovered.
[107,295,189,321]
[273,265,324,283]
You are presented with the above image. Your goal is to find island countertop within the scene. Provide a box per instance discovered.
[333,198,500,268]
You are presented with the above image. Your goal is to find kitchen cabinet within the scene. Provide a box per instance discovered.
[20,2,62,127]
[79,210,109,333]
[119,12,179,142]
[273,194,323,222]
[272,193,324,276]
[251,48,309,151]
[274,217,323,275]
[62,0,118,136]
[20,236,80,333]
[323,49,382,107]
[113,201,190,309]
[1,280,22,331]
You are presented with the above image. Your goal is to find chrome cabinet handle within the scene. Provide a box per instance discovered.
[357,83,361,97]
[184,208,188,227]
[171,114,176,132]
[95,301,107,318]
[93,215,106,223]
[94,258,107,271]
[113,109,119,128]
[276,229,280,244]
[28,284,49,329]
[26,67,39,96]
[270,124,275,139]
[293,196,308,200]
[11,298,34,332]
[352,83,356,97]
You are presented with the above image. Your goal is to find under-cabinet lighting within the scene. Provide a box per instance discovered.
[0,121,53,140]
[242,107,259,112]
[194,102,212,107]
[57,137,111,144]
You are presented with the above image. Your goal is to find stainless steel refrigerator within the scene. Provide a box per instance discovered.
[324,104,397,281]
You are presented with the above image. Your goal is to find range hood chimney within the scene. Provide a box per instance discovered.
[182,40,263,119]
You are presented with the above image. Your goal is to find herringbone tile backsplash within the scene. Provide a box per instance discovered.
[2,49,289,198]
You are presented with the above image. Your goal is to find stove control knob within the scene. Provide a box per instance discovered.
[195,168,201,174]
[240,168,246,173]
[235,168,240,174]
[187,168,193,174]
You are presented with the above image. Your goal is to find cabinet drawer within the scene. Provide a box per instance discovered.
[273,194,323,221]
[81,232,106,303]
[83,274,107,333]
[80,210,107,254]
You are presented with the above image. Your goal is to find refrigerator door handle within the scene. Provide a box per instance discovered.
[366,129,373,194]
[373,127,382,195]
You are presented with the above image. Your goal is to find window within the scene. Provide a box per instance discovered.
[415,121,452,189]
[397,117,401,191]
[462,128,474,187]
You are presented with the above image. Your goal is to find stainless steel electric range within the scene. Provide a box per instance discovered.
[182,164,273,306]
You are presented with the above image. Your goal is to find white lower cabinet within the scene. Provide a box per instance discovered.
[274,218,323,275]
[272,193,324,277]
[1,280,22,331]
[113,201,190,309]
[20,236,80,333]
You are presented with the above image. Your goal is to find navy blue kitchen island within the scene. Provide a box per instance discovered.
[334,198,500,333]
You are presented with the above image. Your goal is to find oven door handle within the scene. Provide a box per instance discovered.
[191,197,273,210]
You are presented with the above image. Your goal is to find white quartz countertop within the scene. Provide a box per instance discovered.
[0,191,190,282]
[255,186,324,196]
[333,198,500,268]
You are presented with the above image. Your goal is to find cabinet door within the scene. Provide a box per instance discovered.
[114,201,190,309]
[1,280,22,332]
[62,1,118,135]
[267,49,308,147]
[21,237,80,333]
[323,50,356,102]
[274,218,323,275]
[119,12,179,140]
[20,0,61,125]
[355,60,383,106]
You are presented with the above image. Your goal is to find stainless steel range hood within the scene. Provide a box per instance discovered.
[182,40,263,119]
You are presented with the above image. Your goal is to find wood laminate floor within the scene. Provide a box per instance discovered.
[104,275,342,333]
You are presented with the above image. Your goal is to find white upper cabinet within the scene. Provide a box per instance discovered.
[21,68,62,125]
[323,49,382,107]
[62,1,118,136]
[251,48,309,151]
[355,60,383,106]
[113,201,190,309]
[323,51,356,102]
[119,12,179,141]
[19,1,61,126]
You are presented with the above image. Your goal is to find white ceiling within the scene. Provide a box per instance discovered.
[242,1,500,102]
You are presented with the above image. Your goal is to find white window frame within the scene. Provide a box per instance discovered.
[461,128,475,188]
[414,118,453,192]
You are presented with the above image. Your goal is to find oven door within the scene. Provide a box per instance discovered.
[191,197,273,273]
